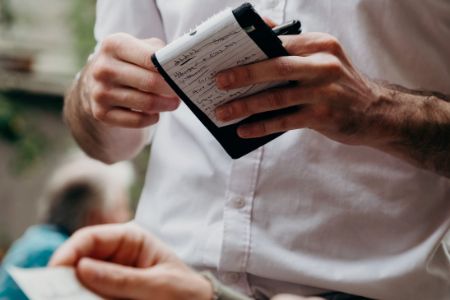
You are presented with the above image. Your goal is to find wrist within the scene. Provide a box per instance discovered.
[365,82,450,175]
[195,272,215,300]
[200,272,251,300]
[360,82,407,149]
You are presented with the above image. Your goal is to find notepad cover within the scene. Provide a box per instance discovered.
[152,3,294,159]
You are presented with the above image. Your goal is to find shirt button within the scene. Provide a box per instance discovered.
[231,197,246,209]
[223,272,241,284]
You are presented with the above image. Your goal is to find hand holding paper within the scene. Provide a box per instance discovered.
[48,223,213,300]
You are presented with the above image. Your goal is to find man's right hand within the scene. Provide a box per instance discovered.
[81,33,180,128]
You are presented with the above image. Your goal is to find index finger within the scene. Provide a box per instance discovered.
[216,54,335,90]
[101,34,164,71]
[49,224,130,267]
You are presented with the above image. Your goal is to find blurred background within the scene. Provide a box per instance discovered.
[0,0,148,262]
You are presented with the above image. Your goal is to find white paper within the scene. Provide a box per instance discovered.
[156,8,281,127]
[8,267,102,300]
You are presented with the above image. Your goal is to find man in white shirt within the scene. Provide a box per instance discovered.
[59,1,450,299]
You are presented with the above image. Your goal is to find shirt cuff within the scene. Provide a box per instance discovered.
[200,271,252,300]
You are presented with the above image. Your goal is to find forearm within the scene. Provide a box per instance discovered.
[64,68,148,164]
[368,83,450,177]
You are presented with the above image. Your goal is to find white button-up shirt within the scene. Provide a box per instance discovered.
[95,1,450,299]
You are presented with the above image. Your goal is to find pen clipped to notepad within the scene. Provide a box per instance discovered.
[243,19,301,35]
[272,20,302,35]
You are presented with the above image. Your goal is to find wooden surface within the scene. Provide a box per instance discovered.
[0,70,72,96]
[0,0,80,97]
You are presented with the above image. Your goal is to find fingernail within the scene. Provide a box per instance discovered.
[78,258,100,280]
[216,72,234,89]
[215,106,232,121]
[168,98,180,109]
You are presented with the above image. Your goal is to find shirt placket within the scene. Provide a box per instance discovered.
[217,0,286,295]
[217,147,263,295]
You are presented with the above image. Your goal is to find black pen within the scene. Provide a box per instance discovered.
[272,20,302,35]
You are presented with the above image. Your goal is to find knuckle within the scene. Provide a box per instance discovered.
[141,73,157,92]
[281,114,300,131]
[234,100,250,116]
[91,104,108,121]
[100,33,133,57]
[266,90,286,108]
[275,58,295,77]
[266,92,278,108]
[130,116,145,128]
[312,103,333,122]
[142,39,165,68]
[237,67,253,83]
[132,114,158,128]
[327,82,343,96]
[91,84,109,103]
[71,227,89,240]
[100,35,120,54]
[322,35,343,55]
[257,121,268,135]
[324,57,343,77]
[91,60,115,81]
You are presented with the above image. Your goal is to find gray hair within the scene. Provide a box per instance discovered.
[38,152,134,234]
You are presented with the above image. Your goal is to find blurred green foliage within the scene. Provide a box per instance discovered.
[0,94,45,174]
[0,92,62,174]
[0,0,14,28]
[70,0,96,67]
[0,1,96,173]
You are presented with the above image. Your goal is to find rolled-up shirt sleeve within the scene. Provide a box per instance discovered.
[95,0,166,44]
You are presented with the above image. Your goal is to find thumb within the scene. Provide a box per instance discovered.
[142,37,166,48]
[77,257,150,299]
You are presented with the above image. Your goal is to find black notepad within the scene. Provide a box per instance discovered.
[152,3,301,159]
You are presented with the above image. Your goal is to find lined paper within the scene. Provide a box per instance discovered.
[156,8,281,127]
[9,267,102,300]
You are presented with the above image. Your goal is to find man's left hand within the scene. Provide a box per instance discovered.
[215,33,381,147]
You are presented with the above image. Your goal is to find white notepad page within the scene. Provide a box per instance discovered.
[9,267,102,300]
[155,8,281,127]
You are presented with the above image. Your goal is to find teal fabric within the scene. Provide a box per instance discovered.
[0,225,69,300]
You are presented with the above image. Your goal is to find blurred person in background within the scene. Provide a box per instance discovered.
[0,153,134,299]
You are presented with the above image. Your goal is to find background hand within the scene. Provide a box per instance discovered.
[49,223,212,300]
[81,33,179,128]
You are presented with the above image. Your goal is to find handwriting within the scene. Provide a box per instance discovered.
[158,9,283,127]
